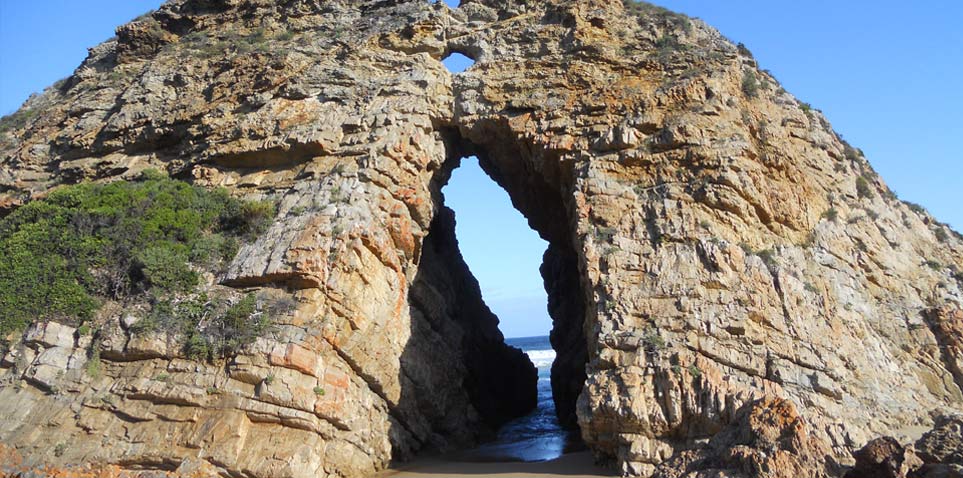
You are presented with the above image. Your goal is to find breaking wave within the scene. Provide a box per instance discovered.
[525,349,556,368]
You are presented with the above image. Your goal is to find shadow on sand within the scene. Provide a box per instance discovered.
[382,450,616,477]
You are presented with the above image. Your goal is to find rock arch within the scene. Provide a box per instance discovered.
[0,0,961,477]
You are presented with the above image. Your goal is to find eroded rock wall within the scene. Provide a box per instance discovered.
[442,1,963,474]
[1,0,962,476]
[0,1,534,476]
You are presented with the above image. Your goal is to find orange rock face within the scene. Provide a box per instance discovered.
[0,0,961,477]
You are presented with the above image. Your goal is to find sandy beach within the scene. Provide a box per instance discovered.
[381,451,616,478]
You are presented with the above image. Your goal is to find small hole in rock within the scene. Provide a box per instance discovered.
[442,52,475,74]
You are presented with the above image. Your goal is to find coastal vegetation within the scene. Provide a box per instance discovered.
[0,171,277,358]
[624,0,692,32]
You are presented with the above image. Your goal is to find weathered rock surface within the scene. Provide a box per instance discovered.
[913,414,963,478]
[844,437,923,478]
[839,415,963,478]
[652,397,841,478]
[1,0,962,476]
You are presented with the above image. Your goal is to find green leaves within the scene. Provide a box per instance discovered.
[135,244,198,293]
[742,71,760,99]
[0,172,274,336]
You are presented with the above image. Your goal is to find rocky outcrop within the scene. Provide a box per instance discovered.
[1,0,962,476]
[913,414,963,478]
[845,437,923,478]
[652,397,841,478]
[0,1,537,476]
[840,415,963,478]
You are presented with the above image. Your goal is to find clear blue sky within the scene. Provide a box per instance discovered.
[2,1,960,338]
[0,1,162,109]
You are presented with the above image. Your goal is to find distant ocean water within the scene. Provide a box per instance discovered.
[464,335,578,462]
[507,335,557,368]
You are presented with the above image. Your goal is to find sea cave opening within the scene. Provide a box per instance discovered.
[438,154,586,462]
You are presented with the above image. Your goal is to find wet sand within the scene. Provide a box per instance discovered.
[382,451,616,477]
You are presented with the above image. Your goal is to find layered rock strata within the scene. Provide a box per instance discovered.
[1,0,962,476]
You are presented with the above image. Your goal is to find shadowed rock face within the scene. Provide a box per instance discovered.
[1,0,962,477]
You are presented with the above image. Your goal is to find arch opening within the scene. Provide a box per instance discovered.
[442,52,475,74]
[443,156,562,461]
[442,126,589,437]
[422,135,589,462]
[430,0,461,8]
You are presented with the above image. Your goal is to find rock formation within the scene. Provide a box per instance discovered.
[843,414,963,478]
[0,0,961,477]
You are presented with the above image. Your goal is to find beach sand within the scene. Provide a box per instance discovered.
[381,451,617,478]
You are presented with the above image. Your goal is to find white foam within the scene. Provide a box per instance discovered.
[525,349,556,368]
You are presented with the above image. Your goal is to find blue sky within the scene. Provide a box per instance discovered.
[1,1,960,338]
[0,1,162,109]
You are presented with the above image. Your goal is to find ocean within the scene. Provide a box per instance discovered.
[466,335,579,462]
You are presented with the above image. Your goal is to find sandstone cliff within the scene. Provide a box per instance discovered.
[1,0,961,477]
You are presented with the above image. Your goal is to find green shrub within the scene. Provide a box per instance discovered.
[736,42,753,58]
[212,293,269,354]
[935,228,949,243]
[136,244,197,292]
[595,226,618,242]
[0,172,274,337]
[0,108,39,134]
[142,18,166,39]
[742,71,760,98]
[855,176,874,199]
[313,386,325,396]
[189,233,238,269]
[654,35,688,60]
[85,348,102,379]
[757,248,777,269]
[741,245,778,271]
[823,208,839,222]
[182,28,277,59]
[843,142,861,162]
[642,332,666,352]
[146,292,273,361]
[905,201,927,215]
[184,333,211,361]
[624,1,692,32]
[220,199,276,239]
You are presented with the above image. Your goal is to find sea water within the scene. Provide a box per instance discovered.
[465,335,581,462]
